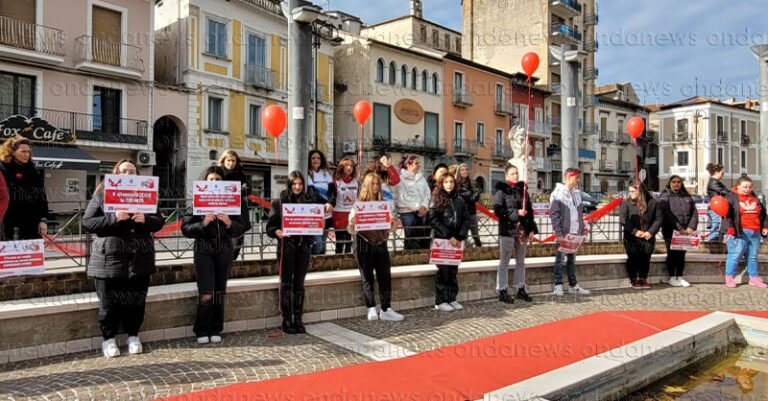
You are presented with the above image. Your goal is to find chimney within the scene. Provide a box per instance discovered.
[746,99,752,109]
[410,0,423,18]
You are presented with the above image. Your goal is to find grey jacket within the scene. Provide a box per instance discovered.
[658,188,698,240]
[549,183,585,238]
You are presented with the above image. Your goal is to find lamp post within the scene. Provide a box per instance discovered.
[691,110,708,195]
[310,20,342,151]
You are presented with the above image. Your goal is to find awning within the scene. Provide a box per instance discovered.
[32,146,100,171]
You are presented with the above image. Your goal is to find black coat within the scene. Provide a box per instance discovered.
[2,160,48,239]
[82,190,164,278]
[721,190,768,238]
[266,189,321,247]
[619,195,663,238]
[427,191,470,241]
[706,178,728,198]
[181,199,251,254]
[658,188,698,240]
[456,179,479,215]
[492,181,538,237]
[222,165,250,197]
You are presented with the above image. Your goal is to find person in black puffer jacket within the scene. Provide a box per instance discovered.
[82,158,164,358]
[455,163,482,247]
[1,136,48,239]
[427,173,469,312]
[182,166,251,345]
[658,175,698,287]
[620,181,662,289]
[705,163,727,242]
[218,150,250,260]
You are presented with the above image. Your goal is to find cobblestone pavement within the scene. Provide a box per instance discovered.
[1,284,766,401]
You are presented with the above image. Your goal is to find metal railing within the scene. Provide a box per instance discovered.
[584,40,599,52]
[584,13,599,25]
[0,15,64,56]
[550,0,582,13]
[529,121,552,137]
[245,63,276,90]
[494,101,514,115]
[492,144,514,159]
[453,138,477,155]
[368,135,444,155]
[551,23,582,41]
[235,0,283,15]
[617,132,632,145]
[75,35,144,73]
[601,130,616,143]
[453,89,474,107]
[619,161,633,172]
[584,67,599,80]
[600,160,616,171]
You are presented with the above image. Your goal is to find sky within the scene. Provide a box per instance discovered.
[322,0,767,105]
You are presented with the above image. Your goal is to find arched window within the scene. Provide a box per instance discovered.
[421,70,428,92]
[375,58,384,82]
[411,67,417,90]
[388,61,397,85]
[431,73,439,94]
[401,65,408,87]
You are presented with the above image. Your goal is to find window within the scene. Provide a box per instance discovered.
[717,147,724,165]
[454,122,464,151]
[495,129,504,156]
[432,30,438,46]
[411,67,417,90]
[92,6,122,66]
[0,0,36,49]
[519,104,529,126]
[454,71,464,92]
[246,33,267,86]
[0,0,36,23]
[206,17,228,58]
[249,104,262,137]
[421,70,428,92]
[677,151,689,166]
[424,112,438,149]
[400,65,408,87]
[741,120,747,137]
[420,26,427,42]
[431,73,438,94]
[93,86,121,134]
[495,83,504,108]
[0,72,35,117]
[676,118,689,134]
[373,103,391,141]
[741,150,747,169]
[455,38,461,52]
[388,61,396,85]
[375,59,384,83]
[208,96,223,131]
[444,34,450,50]
[476,122,485,145]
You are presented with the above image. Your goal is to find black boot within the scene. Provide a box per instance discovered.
[280,290,297,334]
[498,289,515,304]
[516,287,533,302]
[474,238,482,248]
[293,291,306,334]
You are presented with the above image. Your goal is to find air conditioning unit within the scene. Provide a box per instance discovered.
[342,141,357,154]
[136,150,157,166]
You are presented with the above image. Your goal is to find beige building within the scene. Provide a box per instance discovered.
[653,97,762,195]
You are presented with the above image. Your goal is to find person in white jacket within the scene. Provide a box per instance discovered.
[395,154,431,250]
[549,168,591,296]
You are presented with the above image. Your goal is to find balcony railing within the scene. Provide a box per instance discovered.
[0,15,64,57]
[620,161,633,172]
[584,13,599,25]
[245,63,276,90]
[673,132,691,142]
[549,116,561,129]
[584,40,599,52]
[579,148,596,160]
[670,165,693,177]
[492,144,514,160]
[453,89,474,107]
[550,83,561,94]
[529,121,552,137]
[235,0,283,16]
[553,160,562,171]
[494,101,514,116]
[716,130,728,142]
[453,138,477,156]
[616,132,632,145]
[535,157,553,172]
[551,23,582,42]
[0,104,148,145]
[368,136,444,155]
[75,35,144,73]
[741,134,751,146]
[601,130,616,143]
[550,0,582,14]
[584,68,599,80]
[600,160,616,171]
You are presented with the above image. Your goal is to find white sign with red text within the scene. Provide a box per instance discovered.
[558,234,586,254]
[696,203,709,216]
[533,203,550,217]
[281,203,325,236]
[103,174,159,214]
[0,239,44,278]
[429,239,464,266]
[670,230,701,251]
[353,201,392,231]
[193,181,241,215]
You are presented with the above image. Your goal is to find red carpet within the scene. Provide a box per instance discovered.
[730,311,768,319]
[155,311,711,401]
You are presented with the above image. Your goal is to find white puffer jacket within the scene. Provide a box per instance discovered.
[395,169,431,213]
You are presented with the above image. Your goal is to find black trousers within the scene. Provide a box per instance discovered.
[94,275,151,340]
[664,241,687,276]
[335,230,352,254]
[355,236,392,310]
[624,238,654,280]
[193,249,233,337]
[435,265,459,305]
[232,236,245,260]
[279,240,311,319]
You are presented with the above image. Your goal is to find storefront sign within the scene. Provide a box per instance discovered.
[429,239,464,266]
[193,181,242,215]
[281,203,325,235]
[394,99,424,124]
[0,115,75,144]
[0,239,45,278]
[353,201,392,231]
[103,174,159,213]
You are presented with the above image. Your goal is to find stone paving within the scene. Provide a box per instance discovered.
[0,284,766,401]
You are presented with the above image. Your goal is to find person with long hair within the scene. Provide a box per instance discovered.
[427,163,449,191]
[82,158,164,358]
[347,173,403,321]
[266,171,319,334]
[218,149,250,259]
[395,154,431,250]
[307,150,336,255]
[493,164,537,303]
[428,173,469,311]
[332,157,357,254]
[182,166,251,344]
[705,163,727,242]
[658,175,698,287]
[362,155,400,203]
[721,176,768,288]
[549,168,591,296]
[1,136,47,239]
[455,163,482,247]
[619,181,662,289]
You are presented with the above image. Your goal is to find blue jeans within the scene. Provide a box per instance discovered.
[705,210,721,242]
[311,231,328,255]
[554,251,577,287]
[726,229,761,277]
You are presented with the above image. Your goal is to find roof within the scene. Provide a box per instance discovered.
[597,95,650,113]
[364,15,462,35]
[658,96,759,113]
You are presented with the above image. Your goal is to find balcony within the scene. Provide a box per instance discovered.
[74,35,144,79]
[600,160,616,171]
[0,15,64,64]
[245,63,276,90]
[673,132,691,142]
[584,40,599,52]
[584,13,599,26]
[529,121,552,138]
[550,0,581,17]
[367,136,444,155]
[0,104,148,146]
[453,89,474,107]
[579,148,596,160]
[600,131,615,143]
[584,123,599,135]
[716,130,728,142]
[494,101,514,116]
[670,165,693,177]
[234,0,284,16]
[552,160,562,171]
[535,157,553,172]
[616,132,632,145]
[549,83,562,94]
[549,116,561,130]
[551,23,582,44]
[584,68,599,80]
[492,144,514,160]
[620,161,633,172]
[453,138,477,157]
[741,134,751,146]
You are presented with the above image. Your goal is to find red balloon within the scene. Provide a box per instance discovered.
[521,52,540,77]
[353,101,372,125]
[262,105,287,138]
[627,117,645,139]
[710,195,729,218]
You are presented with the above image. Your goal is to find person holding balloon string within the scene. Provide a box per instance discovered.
[718,176,768,288]
[307,149,336,255]
[362,155,400,205]
[658,175,698,287]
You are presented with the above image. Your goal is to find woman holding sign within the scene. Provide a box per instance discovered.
[332,157,357,254]
[267,171,319,334]
[82,158,164,358]
[721,176,768,288]
[428,174,469,312]
[307,150,336,255]
[348,173,403,321]
[658,175,698,287]
[182,166,251,344]
[619,181,662,289]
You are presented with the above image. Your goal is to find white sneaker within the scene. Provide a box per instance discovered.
[379,308,404,321]
[209,335,222,343]
[197,336,210,344]
[126,336,142,355]
[553,284,564,297]
[449,301,464,310]
[102,338,120,358]
[367,307,379,321]
[678,277,691,287]
[668,276,682,287]
[569,284,591,295]
[435,303,454,312]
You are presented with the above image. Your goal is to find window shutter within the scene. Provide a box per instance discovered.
[0,0,36,23]
[92,6,121,42]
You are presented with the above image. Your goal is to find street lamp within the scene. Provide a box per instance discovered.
[310,19,342,150]
[691,110,708,195]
